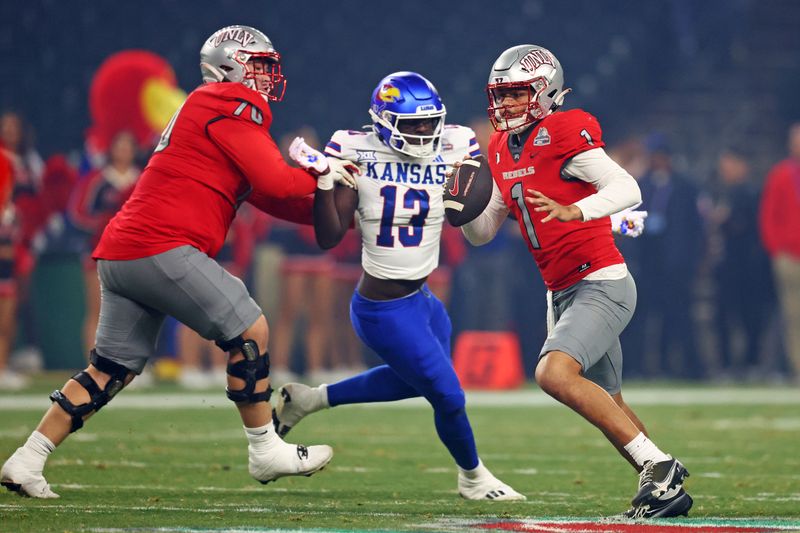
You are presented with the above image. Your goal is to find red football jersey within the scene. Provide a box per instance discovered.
[93,82,317,260]
[488,109,624,291]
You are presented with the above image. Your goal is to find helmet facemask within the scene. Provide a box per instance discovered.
[487,77,554,133]
[236,52,286,101]
[370,108,446,158]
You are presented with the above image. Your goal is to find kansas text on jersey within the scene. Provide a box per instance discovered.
[325,126,479,280]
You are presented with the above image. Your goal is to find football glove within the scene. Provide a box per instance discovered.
[288,137,358,190]
[610,208,648,238]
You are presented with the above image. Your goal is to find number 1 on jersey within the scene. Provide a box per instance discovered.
[510,182,541,249]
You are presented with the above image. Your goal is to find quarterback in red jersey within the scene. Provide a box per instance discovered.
[461,45,691,518]
[1,25,355,499]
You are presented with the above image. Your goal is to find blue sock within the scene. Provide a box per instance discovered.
[431,396,479,470]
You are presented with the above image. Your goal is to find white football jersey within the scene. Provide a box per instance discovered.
[325,125,480,280]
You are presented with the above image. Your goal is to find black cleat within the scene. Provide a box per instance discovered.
[624,489,693,518]
[624,457,693,518]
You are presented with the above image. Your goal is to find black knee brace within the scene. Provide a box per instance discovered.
[49,350,130,433]
[216,336,272,404]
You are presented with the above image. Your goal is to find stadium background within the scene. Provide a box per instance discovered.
[1,0,799,383]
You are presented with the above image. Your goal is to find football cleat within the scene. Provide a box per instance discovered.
[249,440,333,484]
[624,456,693,518]
[272,383,327,437]
[1,448,59,499]
[458,462,526,501]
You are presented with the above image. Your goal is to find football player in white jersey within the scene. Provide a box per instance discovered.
[278,71,525,501]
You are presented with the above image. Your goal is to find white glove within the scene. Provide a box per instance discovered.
[288,136,358,190]
[324,156,359,190]
[289,136,327,174]
[610,208,648,238]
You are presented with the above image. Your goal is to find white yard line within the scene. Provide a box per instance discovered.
[2,387,800,410]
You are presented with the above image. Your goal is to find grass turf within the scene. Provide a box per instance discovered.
[1,382,799,532]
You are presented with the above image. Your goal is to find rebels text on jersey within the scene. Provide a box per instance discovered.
[94,82,317,261]
[325,126,479,280]
[489,109,624,291]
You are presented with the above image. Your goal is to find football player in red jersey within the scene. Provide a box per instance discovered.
[460,45,691,518]
[1,25,357,498]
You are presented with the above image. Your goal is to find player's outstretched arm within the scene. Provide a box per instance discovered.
[313,175,358,250]
[208,119,318,199]
[289,137,359,189]
[247,192,315,226]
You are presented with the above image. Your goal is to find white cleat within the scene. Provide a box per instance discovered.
[1,448,59,499]
[272,383,328,437]
[249,441,333,484]
[458,461,526,501]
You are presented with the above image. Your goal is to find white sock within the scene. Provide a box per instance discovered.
[317,384,330,409]
[459,459,487,480]
[24,431,55,457]
[21,431,55,470]
[244,424,279,454]
[623,432,670,467]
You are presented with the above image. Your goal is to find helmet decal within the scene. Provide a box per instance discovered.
[378,84,402,103]
[212,27,257,48]
[519,49,555,73]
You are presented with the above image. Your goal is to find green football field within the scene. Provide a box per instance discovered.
[2,376,800,532]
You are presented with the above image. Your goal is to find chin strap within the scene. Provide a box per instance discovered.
[552,88,572,109]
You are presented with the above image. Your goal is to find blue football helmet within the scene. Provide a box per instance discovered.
[368,72,446,158]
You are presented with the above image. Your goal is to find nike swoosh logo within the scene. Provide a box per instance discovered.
[448,173,459,196]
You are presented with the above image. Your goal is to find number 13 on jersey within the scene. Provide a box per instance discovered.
[376,185,430,248]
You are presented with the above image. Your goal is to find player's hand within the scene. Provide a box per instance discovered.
[289,136,328,175]
[443,156,474,196]
[525,189,582,223]
[610,208,648,238]
[326,156,360,190]
[288,137,359,190]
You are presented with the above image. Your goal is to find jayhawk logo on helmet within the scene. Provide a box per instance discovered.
[378,84,402,103]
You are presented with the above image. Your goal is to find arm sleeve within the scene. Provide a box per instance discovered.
[247,191,314,226]
[207,118,317,199]
[565,148,642,220]
[460,180,510,245]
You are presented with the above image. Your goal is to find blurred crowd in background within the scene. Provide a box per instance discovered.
[1,0,799,390]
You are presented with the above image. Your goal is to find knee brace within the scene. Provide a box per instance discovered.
[49,350,130,433]
[217,336,272,404]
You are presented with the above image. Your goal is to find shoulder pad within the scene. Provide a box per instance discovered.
[442,124,481,158]
[546,109,604,158]
[324,129,376,162]
[194,83,270,124]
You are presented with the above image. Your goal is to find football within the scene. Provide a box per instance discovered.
[443,155,493,227]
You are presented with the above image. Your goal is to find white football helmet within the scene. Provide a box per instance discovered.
[486,45,571,133]
[200,25,286,101]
